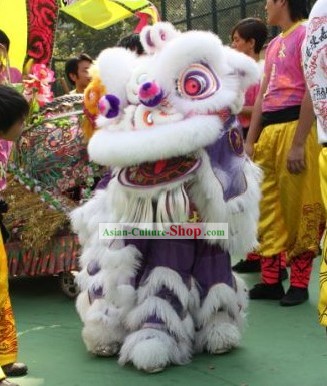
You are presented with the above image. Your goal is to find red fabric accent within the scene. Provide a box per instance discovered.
[216,109,231,122]
[261,252,287,284]
[290,251,315,288]
[134,12,150,33]
[118,156,200,187]
[6,235,79,277]
[26,0,59,65]
[246,252,261,261]
[261,255,281,284]
[154,160,168,175]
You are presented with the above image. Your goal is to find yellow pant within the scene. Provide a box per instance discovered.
[254,120,324,261]
[0,233,17,368]
[318,148,327,327]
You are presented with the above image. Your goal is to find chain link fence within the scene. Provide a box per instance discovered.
[160,0,317,43]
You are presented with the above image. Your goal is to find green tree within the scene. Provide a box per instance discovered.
[52,9,137,94]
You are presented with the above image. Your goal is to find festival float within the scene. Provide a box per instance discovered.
[0,0,158,297]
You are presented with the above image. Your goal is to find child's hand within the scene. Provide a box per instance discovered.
[287,144,306,174]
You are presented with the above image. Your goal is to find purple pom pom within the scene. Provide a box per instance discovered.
[98,94,120,119]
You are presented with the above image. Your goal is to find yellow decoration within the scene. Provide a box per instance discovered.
[0,0,28,72]
[82,66,106,140]
[2,175,76,251]
[60,0,154,29]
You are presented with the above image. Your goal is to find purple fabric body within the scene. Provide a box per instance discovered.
[132,239,232,300]
[95,169,112,190]
[205,115,247,201]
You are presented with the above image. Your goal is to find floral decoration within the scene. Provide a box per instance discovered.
[23,63,55,109]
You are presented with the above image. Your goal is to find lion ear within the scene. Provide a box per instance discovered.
[224,46,260,91]
[140,22,180,55]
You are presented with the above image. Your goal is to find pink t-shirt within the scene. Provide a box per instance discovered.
[262,23,307,113]
[0,67,22,84]
[238,83,260,128]
[238,60,264,128]
[0,140,13,191]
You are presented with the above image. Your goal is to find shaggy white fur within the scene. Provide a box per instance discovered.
[136,267,190,308]
[76,292,126,356]
[140,22,181,55]
[119,328,192,371]
[190,149,262,255]
[194,280,248,354]
[96,47,138,107]
[88,115,222,167]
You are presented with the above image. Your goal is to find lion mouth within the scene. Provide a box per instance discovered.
[118,154,201,188]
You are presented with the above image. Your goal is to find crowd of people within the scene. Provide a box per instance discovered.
[0,0,326,383]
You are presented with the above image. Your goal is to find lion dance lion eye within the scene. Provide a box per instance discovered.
[177,63,220,100]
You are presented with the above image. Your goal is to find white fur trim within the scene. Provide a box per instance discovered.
[70,189,108,244]
[119,328,192,370]
[190,150,262,255]
[196,283,241,328]
[104,175,192,226]
[76,291,127,355]
[194,283,246,353]
[233,273,249,320]
[224,46,260,91]
[126,296,193,342]
[75,290,91,323]
[188,277,201,316]
[96,47,138,107]
[137,267,190,309]
[98,244,142,272]
[195,311,241,354]
[87,115,222,167]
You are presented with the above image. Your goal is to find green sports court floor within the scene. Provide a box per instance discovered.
[7,256,327,386]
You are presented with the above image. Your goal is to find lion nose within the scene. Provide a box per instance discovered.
[139,81,163,108]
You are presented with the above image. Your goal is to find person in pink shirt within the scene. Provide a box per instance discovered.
[0,30,22,85]
[245,0,324,306]
[231,17,267,139]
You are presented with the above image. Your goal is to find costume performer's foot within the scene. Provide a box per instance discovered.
[232,259,261,273]
[280,286,308,306]
[2,363,27,377]
[249,283,285,300]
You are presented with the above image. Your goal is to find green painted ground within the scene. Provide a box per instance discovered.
[7,257,327,386]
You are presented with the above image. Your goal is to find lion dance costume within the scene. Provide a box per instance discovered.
[71,23,262,372]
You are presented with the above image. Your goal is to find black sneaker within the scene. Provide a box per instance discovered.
[232,259,261,273]
[2,363,28,377]
[279,286,309,307]
[249,283,285,300]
